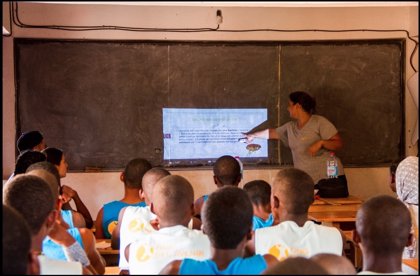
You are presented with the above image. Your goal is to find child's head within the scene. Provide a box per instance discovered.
[3,174,56,235]
[310,253,356,275]
[356,195,411,257]
[27,161,60,186]
[141,167,171,205]
[213,155,241,187]
[202,186,253,249]
[151,175,194,226]
[271,168,314,216]
[122,158,152,189]
[243,180,271,211]
[14,150,46,175]
[17,130,45,153]
[42,147,68,178]
[3,204,35,275]
[263,256,327,275]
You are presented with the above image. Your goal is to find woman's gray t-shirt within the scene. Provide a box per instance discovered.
[276,115,344,183]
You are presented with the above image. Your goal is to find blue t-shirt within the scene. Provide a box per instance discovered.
[61,209,74,228]
[42,227,83,261]
[179,255,267,275]
[102,200,146,238]
[252,214,274,231]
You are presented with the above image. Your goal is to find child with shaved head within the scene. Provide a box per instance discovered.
[127,175,211,274]
[310,253,356,274]
[355,195,412,274]
[253,168,343,260]
[262,256,328,275]
[161,186,278,274]
[112,167,170,273]
[194,155,242,219]
[3,175,87,274]
[243,180,275,231]
[24,165,106,274]
[95,158,152,239]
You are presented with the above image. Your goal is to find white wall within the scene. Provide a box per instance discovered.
[3,2,418,217]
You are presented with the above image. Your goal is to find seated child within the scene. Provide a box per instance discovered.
[17,130,47,153]
[161,186,278,275]
[243,180,274,231]
[113,167,170,272]
[43,147,93,229]
[127,175,211,274]
[26,161,85,229]
[355,195,412,274]
[194,155,242,219]
[94,158,152,239]
[252,168,344,260]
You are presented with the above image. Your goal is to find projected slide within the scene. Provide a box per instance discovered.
[163,108,268,164]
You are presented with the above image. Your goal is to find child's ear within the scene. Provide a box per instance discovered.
[272,195,280,209]
[246,229,253,241]
[190,203,194,216]
[406,232,414,247]
[28,250,40,275]
[150,202,155,214]
[353,230,361,244]
[120,172,125,182]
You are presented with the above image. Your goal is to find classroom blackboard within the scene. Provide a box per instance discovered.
[15,39,404,171]
[15,40,280,170]
[279,41,404,166]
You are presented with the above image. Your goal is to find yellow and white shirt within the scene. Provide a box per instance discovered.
[128,225,211,274]
[255,220,342,261]
[118,206,157,270]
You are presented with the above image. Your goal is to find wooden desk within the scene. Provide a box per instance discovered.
[308,195,363,268]
[403,258,418,271]
[308,195,362,228]
[312,195,363,205]
[308,210,357,225]
[96,239,119,266]
[105,266,120,275]
[309,195,362,212]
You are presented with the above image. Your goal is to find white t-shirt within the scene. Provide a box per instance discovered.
[38,255,82,275]
[276,115,344,183]
[128,225,211,275]
[118,206,157,269]
[403,204,418,259]
[119,206,199,270]
[255,220,343,261]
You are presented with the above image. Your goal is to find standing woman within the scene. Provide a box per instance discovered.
[244,91,348,198]
[42,147,94,228]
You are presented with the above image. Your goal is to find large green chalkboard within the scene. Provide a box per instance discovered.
[15,39,404,171]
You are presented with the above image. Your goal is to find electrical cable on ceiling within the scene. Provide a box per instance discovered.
[11,2,418,72]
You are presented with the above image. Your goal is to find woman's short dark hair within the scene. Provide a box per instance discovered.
[289,91,316,114]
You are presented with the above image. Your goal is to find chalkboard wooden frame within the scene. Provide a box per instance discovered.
[15,38,404,171]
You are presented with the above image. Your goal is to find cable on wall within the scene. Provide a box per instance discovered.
[11,2,418,72]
